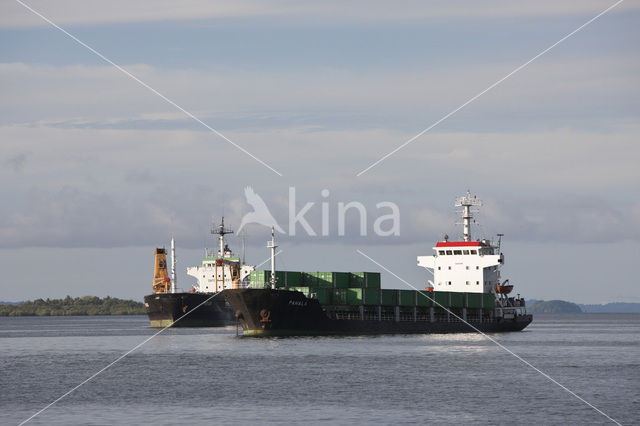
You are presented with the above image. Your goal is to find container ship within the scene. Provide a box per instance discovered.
[224,192,532,336]
[143,218,254,327]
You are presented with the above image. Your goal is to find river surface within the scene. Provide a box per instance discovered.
[1,313,638,425]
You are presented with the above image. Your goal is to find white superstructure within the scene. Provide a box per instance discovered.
[417,191,503,294]
[186,218,254,293]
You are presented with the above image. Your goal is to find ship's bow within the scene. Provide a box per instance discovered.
[223,288,329,336]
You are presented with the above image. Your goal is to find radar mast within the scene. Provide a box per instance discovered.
[211,217,234,257]
[455,190,482,241]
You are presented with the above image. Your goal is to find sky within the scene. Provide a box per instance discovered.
[1,0,638,304]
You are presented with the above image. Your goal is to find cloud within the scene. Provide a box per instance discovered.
[1,122,638,199]
[0,185,243,249]
[1,7,638,250]
[1,54,637,132]
[5,152,28,172]
[477,194,640,244]
[1,179,638,249]
[2,1,637,29]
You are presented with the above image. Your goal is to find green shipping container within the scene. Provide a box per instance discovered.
[250,270,269,282]
[302,272,317,286]
[314,272,332,288]
[467,293,483,308]
[311,272,333,288]
[434,291,449,307]
[253,270,303,287]
[398,290,416,306]
[333,272,350,288]
[312,288,332,305]
[333,289,348,305]
[363,288,380,305]
[450,292,464,308]
[316,280,333,289]
[348,272,381,289]
[380,289,397,306]
[365,272,381,289]
[349,272,365,287]
[301,272,328,287]
[483,293,496,309]
[285,271,303,287]
[417,291,433,307]
[347,288,363,305]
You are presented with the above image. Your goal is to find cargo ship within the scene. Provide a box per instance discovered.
[224,192,532,336]
[143,218,254,327]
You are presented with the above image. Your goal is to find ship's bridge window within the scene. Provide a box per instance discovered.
[470,250,477,255]
[438,250,445,255]
[453,250,462,255]
[446,250,453,255]
[463,250,470,255]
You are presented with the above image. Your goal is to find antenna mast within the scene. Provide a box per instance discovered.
[455,190,482,241]
[267,227,278,289]
[170,236,176,293]
[211,216,234,257]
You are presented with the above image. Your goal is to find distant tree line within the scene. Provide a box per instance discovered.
[527,300,582,313]
[0,296,146,316]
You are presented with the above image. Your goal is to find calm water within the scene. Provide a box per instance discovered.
[1,314,638,425]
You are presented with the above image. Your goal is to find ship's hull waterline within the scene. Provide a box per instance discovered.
[144,292,235,327]
[224,288,532,337]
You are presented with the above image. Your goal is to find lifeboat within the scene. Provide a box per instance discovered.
[496,285,513,294]
[496,279,513,294]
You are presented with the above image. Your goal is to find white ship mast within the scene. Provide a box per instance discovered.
[170,236,176,293]
[267,226,278,289]
[455,190,482,242]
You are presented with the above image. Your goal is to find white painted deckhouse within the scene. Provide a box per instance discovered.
[186,218,254,292]
[417,191,503,294]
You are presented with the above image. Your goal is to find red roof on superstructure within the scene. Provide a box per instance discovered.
[435,241,487,247]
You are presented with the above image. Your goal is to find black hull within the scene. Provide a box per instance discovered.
[144,292,235,327]
[224,288,533,336]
